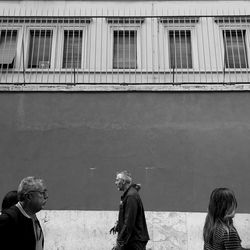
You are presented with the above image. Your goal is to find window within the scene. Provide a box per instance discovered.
[169,30,192,69]
[223,30,248,68]
[113,30,137,69]
[28,30,53,69]
[0,30,18,69]
[63,30,83,69]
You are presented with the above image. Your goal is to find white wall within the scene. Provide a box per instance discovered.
[37,210,250,250]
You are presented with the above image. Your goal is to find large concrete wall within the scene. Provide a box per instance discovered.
[0,92,250,213]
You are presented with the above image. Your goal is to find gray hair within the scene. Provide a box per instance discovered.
[117,170,132,184]
[18,176,45,201]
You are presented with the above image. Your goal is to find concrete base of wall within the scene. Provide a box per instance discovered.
[37,210,250,250]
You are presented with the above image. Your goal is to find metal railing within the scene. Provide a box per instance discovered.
[0,15,250,85]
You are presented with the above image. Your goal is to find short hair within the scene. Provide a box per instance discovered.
[117,170,132,184]
[1,190,18,211]
[18,176,45,201]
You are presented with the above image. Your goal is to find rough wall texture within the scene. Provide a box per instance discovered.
[0,92,250,212]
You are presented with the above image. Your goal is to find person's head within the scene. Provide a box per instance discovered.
[18,176,48,214]
[208,187,237,222]
[115,170,132,191]
[203,187,237,243]
[1,190,18,211]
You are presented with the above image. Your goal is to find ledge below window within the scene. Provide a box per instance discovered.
[0,83,250,92]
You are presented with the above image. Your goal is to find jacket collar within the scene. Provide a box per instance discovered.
[121,184,133,199]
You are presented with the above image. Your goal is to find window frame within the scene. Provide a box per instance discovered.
[58,25,87,71]
[222,28,249,70]
[217,21,250,72]
[24,25,57,70]
[0,26,23,70]
[161,20,198,71]
[168,29,193,69]
[109,24,142,71]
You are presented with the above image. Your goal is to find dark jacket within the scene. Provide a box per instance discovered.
[0,205,43,250]
[117,184,150,247]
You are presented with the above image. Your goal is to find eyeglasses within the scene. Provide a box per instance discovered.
[27,190,48,199]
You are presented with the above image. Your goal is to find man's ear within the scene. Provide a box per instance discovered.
[25,193,32,201]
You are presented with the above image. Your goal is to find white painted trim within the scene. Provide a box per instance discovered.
[58,26,87,70]
[24,26,57,69]
[1,83,250,92]
[109,24,142,70]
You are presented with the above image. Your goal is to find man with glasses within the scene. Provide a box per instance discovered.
[0,176,48,250]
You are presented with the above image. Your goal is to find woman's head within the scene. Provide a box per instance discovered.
[203,188,237,243]
[1,190,18,211]
[208,187,237,223]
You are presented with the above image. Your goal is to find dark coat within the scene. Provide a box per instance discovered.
[117,184,150,247]
[0,205,42,250]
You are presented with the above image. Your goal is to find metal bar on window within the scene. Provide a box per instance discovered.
[222,13,232,83]
[178,23,183,83]
[0,18,10,83]
[0,14,5,83]
[156,9,160,84]
[205,13,213,83]
[105,9,109,83]
[140,8,143,84]
[87,9,92,84]
[111,9,114,84]
[184,18,190,83]
[243,9,250,82]
[228,24,237,81]
[17,10,23,84]
[134,11,137,84]
[99,9,104,84]
[72,24,75,84]
[94,10,98,84]
[41,23,48,83]
[145,13,149,84]
[162,9,166,84]
[234,21,243,82]
[6,16,15,83]
[56,10,61,84]
[194,8,201,83]
[128,23,131,83]
[151,13,155,83]
[36,19,43,83]
[200,15,207,83]
[211,14,219,83]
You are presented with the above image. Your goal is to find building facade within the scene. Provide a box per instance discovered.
[1,1,250,249]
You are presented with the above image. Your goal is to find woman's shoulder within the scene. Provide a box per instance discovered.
[213,223,229,241]
[214,223,241,244]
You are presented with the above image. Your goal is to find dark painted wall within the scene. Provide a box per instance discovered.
[0,92,250,212]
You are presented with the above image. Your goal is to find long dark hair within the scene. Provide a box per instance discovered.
[203,188,237,243]
[1,190,18,211]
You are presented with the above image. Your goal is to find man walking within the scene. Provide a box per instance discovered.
[0,176,48,250]
[110,170,149,250]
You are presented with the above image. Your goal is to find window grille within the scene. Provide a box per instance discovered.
[63,30,83,69]
[28,30,53,69]
[0,30,17,69]
[0,15,249,87]
[169,30,192,69]
[223,30,248,69]
[113,30,137,69]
